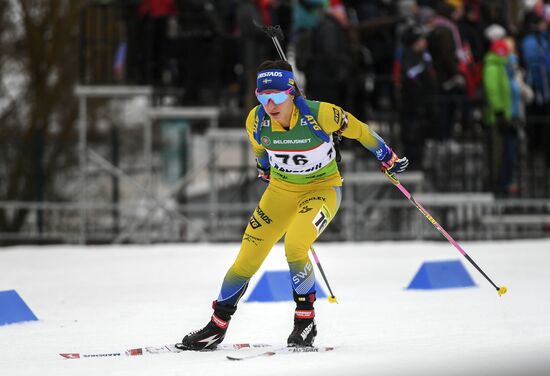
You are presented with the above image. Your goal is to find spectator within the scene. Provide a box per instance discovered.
[399,25,437,167]
[458,3,485,98]
[484,23,506,42]
[296,1,353,107]
[353,0,399,110]
[524,0,545,17]
[272,0,293,41]
[503,36,534,195]
[393,0,420,91]
[426,1,467,141]
[520,11,550,167]
[291,0,327,35]
[482,38,512,194]
[175,0,224,104]
[506,37,533,126]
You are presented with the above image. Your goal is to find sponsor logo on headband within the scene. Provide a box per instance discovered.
[258,71,284,78]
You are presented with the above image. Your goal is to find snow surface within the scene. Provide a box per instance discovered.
[1,240,549,376]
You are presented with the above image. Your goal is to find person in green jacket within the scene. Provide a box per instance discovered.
[482,39,513,194]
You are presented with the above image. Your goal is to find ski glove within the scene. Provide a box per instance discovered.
[257,162,270,183]
[381,150,409,174]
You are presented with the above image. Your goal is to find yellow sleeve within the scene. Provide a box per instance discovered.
[315,102,345,134]
[316,101,392,161]
[341,111,388,151]
[245,106,266,159]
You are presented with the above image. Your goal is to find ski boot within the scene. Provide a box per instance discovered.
[176,301,236,351]
[287,292,317,347]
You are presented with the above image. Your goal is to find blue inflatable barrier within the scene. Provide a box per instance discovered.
[407,260,476,290]
[246,270,326,302]
[0,290,38,326]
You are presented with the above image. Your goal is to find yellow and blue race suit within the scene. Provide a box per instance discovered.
[217,99,392,305]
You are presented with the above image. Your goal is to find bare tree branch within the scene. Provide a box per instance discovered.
[0,0,84,234]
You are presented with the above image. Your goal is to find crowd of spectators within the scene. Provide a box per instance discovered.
[90,0,550,196]
[386,0,550,196]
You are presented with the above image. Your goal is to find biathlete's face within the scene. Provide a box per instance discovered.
[255,87,294,124]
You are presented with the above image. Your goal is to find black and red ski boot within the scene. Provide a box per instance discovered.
[287,292,317,347]
[176,301,236,351]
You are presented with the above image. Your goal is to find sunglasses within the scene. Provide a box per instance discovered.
[255,87,293,106]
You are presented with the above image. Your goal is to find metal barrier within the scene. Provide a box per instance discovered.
[1,196,549,244]
[4,111,548,244]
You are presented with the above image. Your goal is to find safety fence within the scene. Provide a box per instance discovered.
[366,97,550,198]
[2,108,549,245]
[1,196,549,245]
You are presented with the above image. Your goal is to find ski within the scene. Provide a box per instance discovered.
[60,343,273,359]
[226,346,335,361]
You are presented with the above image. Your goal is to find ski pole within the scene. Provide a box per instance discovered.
[383,169,507,296]
[310,246,338,303]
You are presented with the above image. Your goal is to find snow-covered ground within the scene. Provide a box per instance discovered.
[1,240,549,376]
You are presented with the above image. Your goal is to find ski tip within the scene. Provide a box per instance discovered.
[60,353,80,359]
[226,356,242,361]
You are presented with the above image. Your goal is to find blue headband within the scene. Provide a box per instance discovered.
[256,69,295,92]
[253,68,331,143]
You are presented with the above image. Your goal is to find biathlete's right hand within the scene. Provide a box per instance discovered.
[257,163,270,183]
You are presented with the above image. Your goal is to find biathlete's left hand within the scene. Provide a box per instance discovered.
[381,150,409,175]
